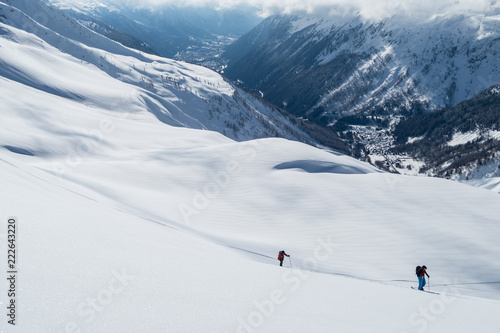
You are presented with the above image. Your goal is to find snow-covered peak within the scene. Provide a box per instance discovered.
[224,9,500,121]
[2,0,143,57]
[0,0,316,144]
[46,0,120,14]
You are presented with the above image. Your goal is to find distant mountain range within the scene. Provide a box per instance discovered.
[4,0,499,183]
[1,0,344,150]
[223,12,500,122]
[45,0,263,69]
[222,11,500,182]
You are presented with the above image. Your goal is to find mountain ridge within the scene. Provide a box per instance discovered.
[390,84,500,179]
[45,0,263,68]
[1,0,339,148]
[223,11,500,121]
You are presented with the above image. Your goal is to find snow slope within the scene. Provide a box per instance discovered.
[2,153,500,333]
[2,73,500,331]
[2,70,500,330]
[463,177,500,194]
[1,1,500,332]
[0,0,311,143]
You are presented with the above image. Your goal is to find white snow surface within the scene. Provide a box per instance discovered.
[1,1,500,332]
[463,177,500,194]
[407,136,425,144]
[448,131,481,147]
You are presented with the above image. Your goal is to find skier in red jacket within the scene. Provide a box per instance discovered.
[278,250,290,267]
[416,265,430,290]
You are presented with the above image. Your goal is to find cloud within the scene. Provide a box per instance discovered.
[120,0,499,20]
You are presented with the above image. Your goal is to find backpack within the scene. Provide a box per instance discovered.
[278,251,284,260]
[415,266,422,276]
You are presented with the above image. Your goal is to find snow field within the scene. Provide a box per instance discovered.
[3,69,500,329]
[1,1,500,331]
[2,152,500,332]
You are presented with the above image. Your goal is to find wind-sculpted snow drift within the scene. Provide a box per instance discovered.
[1,1,500,332]
[273,159,376,174]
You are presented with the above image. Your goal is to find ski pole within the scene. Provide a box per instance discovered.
[289,257,293,269]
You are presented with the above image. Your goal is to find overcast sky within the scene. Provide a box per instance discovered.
[122,0,499,19]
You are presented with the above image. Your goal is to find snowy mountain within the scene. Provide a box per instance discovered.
[44,0,263,68]
[328,84,500,190]
[0,0,330,147]
[389,84,500,180]
[223,10,500,121]
[2,1,500,331]
[223,10,500,184]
